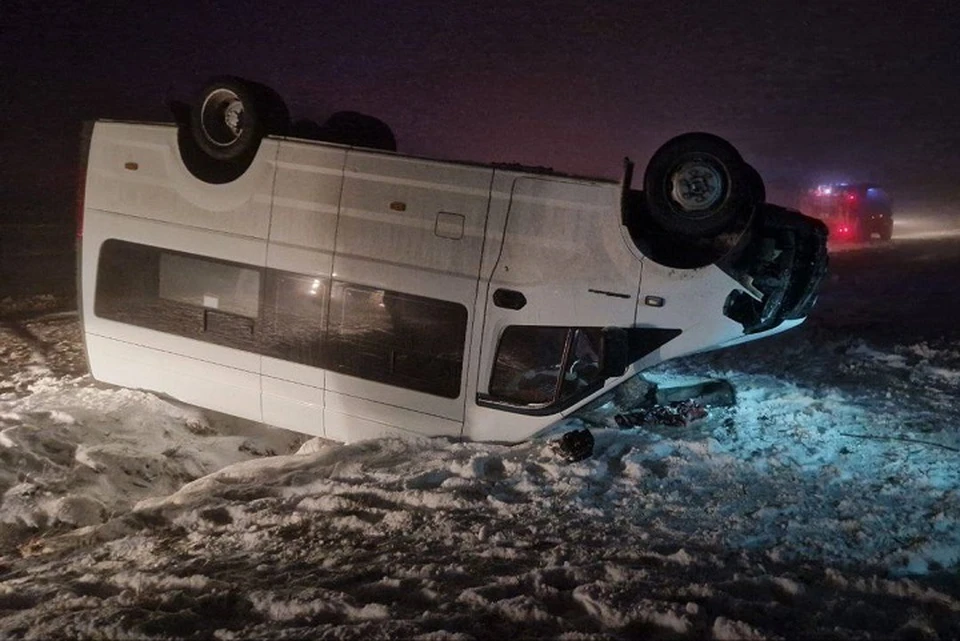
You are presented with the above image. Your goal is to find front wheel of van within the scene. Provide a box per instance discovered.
[643,133,756,238]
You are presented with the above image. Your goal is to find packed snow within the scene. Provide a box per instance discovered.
[1,237,958,639]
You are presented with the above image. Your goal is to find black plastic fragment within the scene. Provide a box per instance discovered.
[550,428,594,463]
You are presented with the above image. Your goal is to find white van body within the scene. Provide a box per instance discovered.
[79,120,811,443]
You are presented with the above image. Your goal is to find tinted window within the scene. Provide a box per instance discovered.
[489,326,568,405]
[95,240,260,352]
[488,326,602,407]
[95,240,468,398]
[327,284,467,398]
[261,271,327,367]
[159,253,260,318]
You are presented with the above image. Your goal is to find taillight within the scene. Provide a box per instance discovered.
[75,166,86,238]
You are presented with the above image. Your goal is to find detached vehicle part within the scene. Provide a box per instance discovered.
[549,428,595,463]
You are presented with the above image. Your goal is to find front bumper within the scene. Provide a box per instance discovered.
[721,206,829,334]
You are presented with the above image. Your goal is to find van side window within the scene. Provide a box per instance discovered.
[327,283,468,398]
[488,326,602,408]
[261,271,328,367]
[159,253,260,318]
[95,239,468,398]
[95,240,261,353]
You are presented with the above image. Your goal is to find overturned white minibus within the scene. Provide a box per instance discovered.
[77,76,827,444]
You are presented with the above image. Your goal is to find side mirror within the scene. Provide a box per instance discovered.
[601,327,629,379]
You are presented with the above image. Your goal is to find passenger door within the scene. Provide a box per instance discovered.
[467,175,639,441]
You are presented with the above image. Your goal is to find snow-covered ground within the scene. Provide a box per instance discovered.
[1,237,958,640]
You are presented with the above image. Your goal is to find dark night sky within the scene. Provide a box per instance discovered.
[3,0,960,223]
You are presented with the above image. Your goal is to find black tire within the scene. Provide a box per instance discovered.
[643,133,756,238]
[189,76,289,163]
[320,111,397,152]
[177,126,249,184]
[745,163,766,204]
[290,118,324,140]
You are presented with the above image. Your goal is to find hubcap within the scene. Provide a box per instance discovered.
[200,88,245,147]
[670,160,724,213]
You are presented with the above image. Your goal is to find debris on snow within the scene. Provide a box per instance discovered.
[614,400,708,429]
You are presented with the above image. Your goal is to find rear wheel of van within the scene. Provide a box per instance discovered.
[191,76,289,161]
[178,77,289,183]
[643,133,757,238]
[745,163,766,205]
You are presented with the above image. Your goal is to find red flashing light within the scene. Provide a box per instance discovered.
[833,224,854,238]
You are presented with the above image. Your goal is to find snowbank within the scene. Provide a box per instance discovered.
[2,239,959,638]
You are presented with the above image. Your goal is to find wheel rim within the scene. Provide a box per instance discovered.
[669,159,725,215]
[199,88,245,147]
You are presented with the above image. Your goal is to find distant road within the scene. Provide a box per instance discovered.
[892,213,960,240]
[814,234,960,346]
